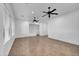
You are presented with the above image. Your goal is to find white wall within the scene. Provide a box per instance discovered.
[15,20,48,38]
[3,15,15,56]
[15,20,30,38]
[48,10,79,45]
[4,14,11,44]
[0,3,16,56]
[39,23,48,36]
[0,4,4,56]
[15,20,39,38]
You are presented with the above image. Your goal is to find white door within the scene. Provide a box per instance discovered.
[29,24,39,36]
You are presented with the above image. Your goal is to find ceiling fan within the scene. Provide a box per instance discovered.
[33,17,39,23]
[42,6,58,18]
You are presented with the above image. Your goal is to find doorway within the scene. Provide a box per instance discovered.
[29,24,39,36]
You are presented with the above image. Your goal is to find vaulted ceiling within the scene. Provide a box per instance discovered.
[11,3,79,23]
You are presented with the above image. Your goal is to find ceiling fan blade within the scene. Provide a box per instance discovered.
[51,13,58,15]
[48,14,51,18]
[43,11,47,13]
[51,9,56,12]
[42,14,47,17]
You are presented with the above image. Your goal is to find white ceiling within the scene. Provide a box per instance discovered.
[11,3,79,23]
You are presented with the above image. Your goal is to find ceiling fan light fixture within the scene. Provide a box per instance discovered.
[48,6,51,9]
[42,6,58,18]
[32,16,39,23]
[33,22,39,24]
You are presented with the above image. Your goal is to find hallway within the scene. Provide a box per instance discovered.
[9,36,79,56]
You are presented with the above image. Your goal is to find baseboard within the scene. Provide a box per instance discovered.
[3,35,16,56]
[15,34,48,39]
[48,36,79,46]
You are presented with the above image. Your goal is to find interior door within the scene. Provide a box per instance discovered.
[29,24,39,36]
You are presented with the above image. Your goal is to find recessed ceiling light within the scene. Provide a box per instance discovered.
[32,11,34,14]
